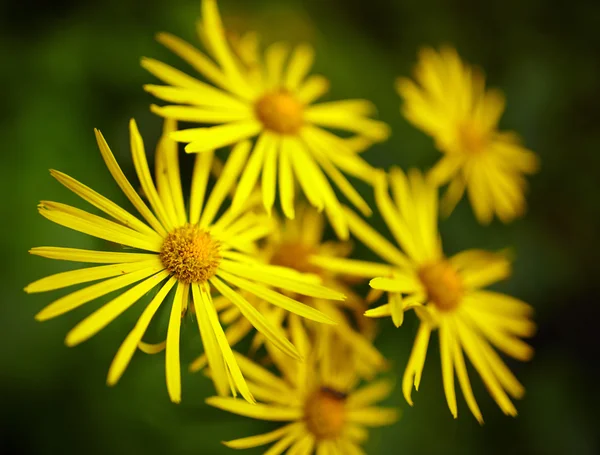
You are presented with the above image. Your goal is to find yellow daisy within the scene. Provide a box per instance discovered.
[397,47,539,224]
[316,168,535,422]
[25,118,343,404]
[190,205,387,379]
[142,0,390,239]
[207,322,398,454]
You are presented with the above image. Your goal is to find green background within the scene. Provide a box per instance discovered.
[1,0,599,453]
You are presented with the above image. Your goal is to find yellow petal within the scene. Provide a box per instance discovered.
[217,270,335,325]
[165,282,188,403]
[206,396,302,421]
[210,276,301,361]
[223,424,297,449]
[34,264,163,321]
[278,137,296,219]
[402,323,431,406]
[50,169,158,239]
[37,201,162,252]
[25,259,160,293]
[65,271,169,346]
[107,277,177,385]
[284,44,314,90]
[28,247,153,264]
[200,140,251,227]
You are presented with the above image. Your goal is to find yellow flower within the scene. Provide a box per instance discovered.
[190,205,387,379]
[316,168,535,422]
[207,323,397,454]
[25,118,343,404]
[142,0,390,239]
[397,47,539,224]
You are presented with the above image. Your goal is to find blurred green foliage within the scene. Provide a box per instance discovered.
[1,0,599,453]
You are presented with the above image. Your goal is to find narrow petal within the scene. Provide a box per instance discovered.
[217,270,336,325]
[25,258,161,293]
[107,276,177,385]
[50,170,158,239]
[346,407,399,426]
[190,283,230,396]
[94,129,167,237]
[223,424,296,449]
[156,118,187,226]
[176,121,261,153]
[231,132,271,212]
[200,140,251,227]
[347,379,395,408]
[370,276,418,294]
[402,323,431,406]
[129,119,174,231]
[277,137,295,218]
[189,151,214,224]
[28,247,154,264]
[264,41,290,88]
[263,424,304,455]
[310,256,394,279]
[343,206,410,268]
[389,293,405,328]
[451,321,484,423]
[210,276,301,360]
[154,32,231,92]
[150,104,250,124]
[198,283,255,403]
[65,271,169,346]
[34,264,164,321]
[233,351,293,393]
[219,260,345,300]
[297,75,329,104]
[440,321,458,418]
[37,201,162,252]
[262,134,279,215]
[284,44,314,90]
[166,282,188,403]
[305,139,372,216]
[364,304,391,318]
[206,396,302,421]
[288,139,325,211]
[201,0,253,97]
[456,319,517,416]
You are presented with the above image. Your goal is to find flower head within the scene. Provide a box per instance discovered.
[143,0,390,239]
[207,324,397,454]
[25,118,344,403]
[316,168,535,422]
[397,47,539,224]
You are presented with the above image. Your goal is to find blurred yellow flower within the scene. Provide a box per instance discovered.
[207,322,397,454]
[190,205,387,379]
[25,118,343,404]
[143,0,390,239]
[397,47,539,224]
[316,168,535,421]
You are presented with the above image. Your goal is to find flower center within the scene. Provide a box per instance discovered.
[305,387,347,440]
[255,90,304,135]
[418,260,463,312]
[160,224,221,284]
[458,121,487,154]
[269,242,320,275]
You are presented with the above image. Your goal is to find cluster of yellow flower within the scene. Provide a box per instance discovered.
[25,0,539,453]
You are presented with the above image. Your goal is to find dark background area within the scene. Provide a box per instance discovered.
[1,0,599,453]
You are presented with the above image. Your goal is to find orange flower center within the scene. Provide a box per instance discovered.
[418,260,463,312]
[160,224,221,284]
[305,387,347,440]
[255,90,304,135]
[269,242,320,275]
[458,121,487,154]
